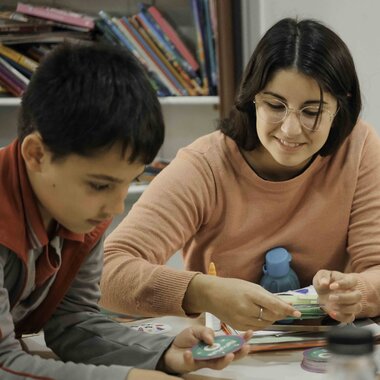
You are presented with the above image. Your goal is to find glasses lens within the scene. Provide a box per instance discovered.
[300,106,322,131]
[256,99,286,123]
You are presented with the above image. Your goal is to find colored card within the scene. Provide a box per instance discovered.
[129,322,172,334]
[192,335,244,360]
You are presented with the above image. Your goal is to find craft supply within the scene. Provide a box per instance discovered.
[301,347,331,373]
[129,322,172,334]
[192,335,244,360]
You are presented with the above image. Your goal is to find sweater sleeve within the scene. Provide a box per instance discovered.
[100,148,216,316]
[43,237,174,375]
[0,247,131,380]
[347,125,380,317]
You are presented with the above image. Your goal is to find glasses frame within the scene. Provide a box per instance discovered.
[253,96,339,132]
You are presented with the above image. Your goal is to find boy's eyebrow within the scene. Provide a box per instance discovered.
[87,174,123,183]
[262,91,327,105]
[87,167,145,183]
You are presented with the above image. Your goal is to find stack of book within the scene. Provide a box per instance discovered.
[0,2,94,97]
[0,1,218,98]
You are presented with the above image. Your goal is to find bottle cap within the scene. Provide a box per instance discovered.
[263,247,291,278]
[327,326,374,356]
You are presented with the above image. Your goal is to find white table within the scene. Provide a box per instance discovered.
[23,315,380,380]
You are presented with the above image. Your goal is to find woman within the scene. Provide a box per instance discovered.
[100,18,380,330]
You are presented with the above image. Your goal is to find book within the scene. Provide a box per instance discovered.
[0,10,29,23]
[134,12,203,95]
[16,2,95,30]
[0,54,33,78]
[146,5,199,72]
[219,317,380,353]
[137,5,201,84]
[0,59,25,97]
[0,44,38,72]
[201,0,218,94]
[130,16,197,96]
[98,11,172,97]
[0,18,52,33]
[0,83,10,96]
[0,56,29,86]
[0,31,92,45]
[191,0,209,95]
[119,16,186,96]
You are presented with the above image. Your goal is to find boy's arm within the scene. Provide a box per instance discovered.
[0,249,131,380]
[43,237,174,370]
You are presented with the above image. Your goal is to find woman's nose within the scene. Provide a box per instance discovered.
[280,111,303,136]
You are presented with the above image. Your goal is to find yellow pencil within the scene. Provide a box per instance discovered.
[208,261,217,276]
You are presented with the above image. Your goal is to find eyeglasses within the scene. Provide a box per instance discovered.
[253,97,338,132]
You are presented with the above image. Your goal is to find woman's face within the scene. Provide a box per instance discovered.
[253,69,338,178]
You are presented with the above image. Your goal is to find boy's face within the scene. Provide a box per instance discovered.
[23,135,145,234]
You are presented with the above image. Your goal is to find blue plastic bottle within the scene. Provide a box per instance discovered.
[260,247,300,293]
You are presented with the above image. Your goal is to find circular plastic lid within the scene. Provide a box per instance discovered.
[327,326,374,355]
[263,247,291,277]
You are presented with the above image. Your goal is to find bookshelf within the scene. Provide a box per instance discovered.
[0,0,239,185]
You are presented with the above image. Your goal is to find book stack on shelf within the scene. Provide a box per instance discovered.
[0,2,95,97]
[0,1,218,98]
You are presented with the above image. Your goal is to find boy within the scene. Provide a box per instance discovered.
[0,43,250,379]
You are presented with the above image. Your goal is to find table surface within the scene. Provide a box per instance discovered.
[23,315,380,380]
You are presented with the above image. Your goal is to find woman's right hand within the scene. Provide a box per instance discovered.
[184,275,301,331]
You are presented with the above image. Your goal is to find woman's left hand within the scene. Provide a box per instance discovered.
[313,270,362,323]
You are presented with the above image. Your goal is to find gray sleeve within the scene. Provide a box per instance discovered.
[44,236,174,373]
[0,247,132,380]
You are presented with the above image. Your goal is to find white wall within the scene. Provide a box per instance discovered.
[241,0,380,131]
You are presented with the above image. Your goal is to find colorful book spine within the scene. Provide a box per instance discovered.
[16,2,95,29]
[202,0,218,94]
[0,56,29,87]
[0,44,38,72]
[134,11,203,95]
[137,6,201,83]
[109,16,174,96]
[131,16,196,96]
[120,16,186,96]
[191,0,209,95]
[0,20,52,33]
[98,11,140,56]
[0,58,26,97]
[0,55,33,78]
[94,19,119,46]
[146,5,199,72]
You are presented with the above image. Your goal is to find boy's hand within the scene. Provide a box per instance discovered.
[313,270,362,323]
[184,275,301,331]
[162,326,252,374]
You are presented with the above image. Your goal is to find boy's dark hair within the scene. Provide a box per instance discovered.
[19,43,164,163]
[219,18,361,156]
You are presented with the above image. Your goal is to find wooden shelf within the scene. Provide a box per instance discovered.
[0,96,219,107]
[0,98,21,106]
[128,183,149,195]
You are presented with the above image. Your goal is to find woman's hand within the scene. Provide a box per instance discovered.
[313,270,362,323]
[184,275,301,331]
[162,326,252,374]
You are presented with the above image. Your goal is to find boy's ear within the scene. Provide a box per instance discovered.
[21,133,48,172]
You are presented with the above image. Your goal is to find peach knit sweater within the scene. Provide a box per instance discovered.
[101,120,380,318]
